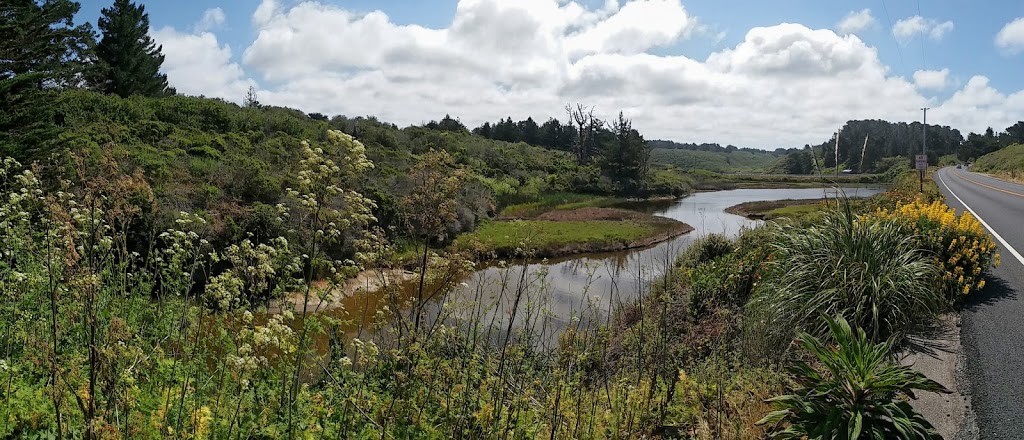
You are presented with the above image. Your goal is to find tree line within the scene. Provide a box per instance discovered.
[770,119,1024,175]
[457,108,654,195]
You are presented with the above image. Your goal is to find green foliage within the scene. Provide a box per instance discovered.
[972,143,1024,177]
[0,0,96,86]
[938,154,960,167]
[680,233,735,267]
[456,218,656,258]
[758,315,947,439]
[651,147,780,173]
[753,201,942,344]
[94,0,172,97]
[0,74,60,159]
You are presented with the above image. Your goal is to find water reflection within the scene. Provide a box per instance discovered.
[414,186,885,337]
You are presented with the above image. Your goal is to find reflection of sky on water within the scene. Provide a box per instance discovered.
[428,187,886,339]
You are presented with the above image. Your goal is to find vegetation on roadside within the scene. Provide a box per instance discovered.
[757,316,949,439]
[972,143,1024,179]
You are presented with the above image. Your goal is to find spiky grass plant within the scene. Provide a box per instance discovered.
[755,199,941,343]
[757,315,948,439]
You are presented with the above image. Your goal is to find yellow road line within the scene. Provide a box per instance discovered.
[954,170,1024,198]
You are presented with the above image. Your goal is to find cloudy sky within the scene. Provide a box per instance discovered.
[75,0,1024,149]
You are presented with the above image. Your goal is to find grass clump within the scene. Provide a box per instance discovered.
[752,202,942,344]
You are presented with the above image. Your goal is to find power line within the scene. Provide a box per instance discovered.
[880,0,908,77]
[917,0,927,70]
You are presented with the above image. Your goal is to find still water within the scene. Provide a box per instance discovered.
[407,186,885,342]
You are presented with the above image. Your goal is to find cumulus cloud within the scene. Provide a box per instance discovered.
[893,15,954,42]
[836,9,875,35]
[152,18,255,100]
[996,17,1024,53]
[148,0,1024,147]
[913,68,950,91]
[238,0,929,148]
[195,7,226,33]
[933,76,1024,134]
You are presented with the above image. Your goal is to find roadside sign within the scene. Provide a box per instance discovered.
[915,154,928,170]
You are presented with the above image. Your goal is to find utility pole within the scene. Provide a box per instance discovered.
[920,107,929,192]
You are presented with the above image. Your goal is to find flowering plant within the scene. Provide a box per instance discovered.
[868,197,999,302]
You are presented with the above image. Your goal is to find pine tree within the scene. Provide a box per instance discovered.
[94,0,172,97]
[0,0,96,86]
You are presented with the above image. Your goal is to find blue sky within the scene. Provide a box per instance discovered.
[73,0,1024,148]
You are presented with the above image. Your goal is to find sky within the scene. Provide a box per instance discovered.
[73,0,1024,149]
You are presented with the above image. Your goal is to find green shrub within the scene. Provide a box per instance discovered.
[688,254,744,317]
[754,202,941,343]
[188,145,222,159]
[679,233,734,268]
[758,315,947,439]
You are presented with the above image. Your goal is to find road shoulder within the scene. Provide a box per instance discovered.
[901,313,977,440]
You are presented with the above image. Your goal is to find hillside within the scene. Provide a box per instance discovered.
[649,147,781,173]
[973,143,1024,177]
[13,90,692,262]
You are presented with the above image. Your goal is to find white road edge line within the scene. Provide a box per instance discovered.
[937,169,1024,267]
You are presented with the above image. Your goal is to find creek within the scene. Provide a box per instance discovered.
[325,186,885,344]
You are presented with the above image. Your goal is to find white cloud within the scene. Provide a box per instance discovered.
[913,68,950,91]
[933,76,1024,134]
[149,0,1024,148]
[152,26,255,101]
[195,7,226,33]
[996,17,1024,53]
[893,15,954,42]
[837,9,875,35]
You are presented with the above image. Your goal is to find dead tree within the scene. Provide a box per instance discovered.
[566,103,595,164]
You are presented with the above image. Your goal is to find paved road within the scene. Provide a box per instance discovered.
[934,167,1024,439]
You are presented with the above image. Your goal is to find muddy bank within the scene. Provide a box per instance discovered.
[273,268,416,313]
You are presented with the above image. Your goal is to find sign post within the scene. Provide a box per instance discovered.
[915,154,927,192]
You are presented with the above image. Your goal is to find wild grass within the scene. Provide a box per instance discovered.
[751,200,942,345]
[454,218,682,258]
[498,192,620,219]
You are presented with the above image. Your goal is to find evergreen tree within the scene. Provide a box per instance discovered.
[0,0,96,86]
[94,0,172,97]
[0,73,59,158]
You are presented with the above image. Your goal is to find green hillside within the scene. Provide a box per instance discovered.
[650,147,780,173]
[973,143,1024,176]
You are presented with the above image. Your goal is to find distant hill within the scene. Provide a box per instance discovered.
[647,140,786,173]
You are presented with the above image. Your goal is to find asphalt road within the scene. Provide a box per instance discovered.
[934,167,1024,439]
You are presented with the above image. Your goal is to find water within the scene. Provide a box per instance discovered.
[405,186,885,342]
